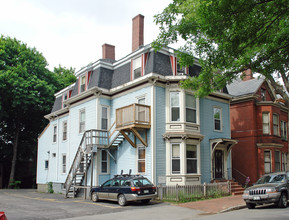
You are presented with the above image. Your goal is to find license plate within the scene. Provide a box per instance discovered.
[253,196,261,201]
[144,190,149,193]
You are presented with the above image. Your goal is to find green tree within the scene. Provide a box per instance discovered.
[0,36,76,188]
[53,65,76,90]
[153,0,289,99]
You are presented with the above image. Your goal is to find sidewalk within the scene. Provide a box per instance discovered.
[178,195,246,214]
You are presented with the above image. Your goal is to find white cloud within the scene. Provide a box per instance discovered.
[0,0,173,71]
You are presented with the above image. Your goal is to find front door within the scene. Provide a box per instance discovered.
[214,150,223,179]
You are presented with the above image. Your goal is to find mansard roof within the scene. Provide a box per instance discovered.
[49,45,203,114]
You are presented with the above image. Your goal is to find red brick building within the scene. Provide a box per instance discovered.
[227,71,288,185]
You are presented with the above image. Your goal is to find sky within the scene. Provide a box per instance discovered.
[0,0,173,71]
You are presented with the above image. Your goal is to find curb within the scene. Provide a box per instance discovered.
[219,205,247,213]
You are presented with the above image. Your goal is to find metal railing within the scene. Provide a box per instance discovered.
[64,129,108,197]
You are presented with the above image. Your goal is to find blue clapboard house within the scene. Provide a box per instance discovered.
[37,15,237,197]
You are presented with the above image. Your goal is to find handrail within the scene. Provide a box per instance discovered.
[232,168,247,179]
[64,129,109,197]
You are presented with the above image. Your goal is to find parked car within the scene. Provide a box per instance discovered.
[242,172,289,209]
[90,172,157,206]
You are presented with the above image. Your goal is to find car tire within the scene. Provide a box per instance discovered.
[118,194,127,206]
[278,192,288,208]
[91,192,99,202]
[141,199,151,204]
[246,203,256,209]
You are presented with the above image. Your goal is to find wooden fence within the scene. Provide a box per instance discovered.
[157,182,231,201]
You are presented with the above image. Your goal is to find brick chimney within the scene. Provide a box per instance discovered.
[242,69,254,81]
[102,44,115,60]
[132,14,144,51]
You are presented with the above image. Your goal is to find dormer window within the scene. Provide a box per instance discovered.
[80,75,86,93]
[62,93,68,108]
[177,63,188,76]
[133,57,142,79]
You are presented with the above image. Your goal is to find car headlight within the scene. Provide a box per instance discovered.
[267,188,277,193]
[243,189,249,196]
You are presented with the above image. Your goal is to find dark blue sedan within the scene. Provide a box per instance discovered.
[90,174,157,206]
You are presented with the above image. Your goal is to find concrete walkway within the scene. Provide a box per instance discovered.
[178,195,246,214]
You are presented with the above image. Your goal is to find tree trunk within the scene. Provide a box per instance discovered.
[8,124,20,188]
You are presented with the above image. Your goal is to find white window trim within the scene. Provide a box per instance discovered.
[53,125,57,143]
[79,109,85,134]
[132,56,142,80]
[171,143,181,175]
[137,145,146,174]
[80,75,86,93]
[170,91,181,122]
[186,144,198,174]
[101,106,109,130]
[213,106,222,132]
[62,121,68,141]
[62,154,67,174]
[100,150,109,174]
[185,93,197,124]
[136,95,146,105]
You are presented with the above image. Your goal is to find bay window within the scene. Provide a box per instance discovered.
[171,144,180,174]
[273,114,279,136]
[170,92,180,121]
[186,94,196,123]
[262,112,270,134]
[186,144,197,173]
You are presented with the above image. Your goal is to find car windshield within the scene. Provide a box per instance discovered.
[256,174,286,184]
[132,178,153,187]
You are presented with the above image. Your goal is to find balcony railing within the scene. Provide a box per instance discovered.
[115,104,151,129]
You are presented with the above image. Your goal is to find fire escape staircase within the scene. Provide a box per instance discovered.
[64,103,151,198]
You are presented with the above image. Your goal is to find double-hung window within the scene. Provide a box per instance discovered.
[275,151,281,172]
[62,155,66,173]
[186,94,196,123]
[63,93,68,108]
[101,150,108,173]
[79,109,85,133]
[62,121,67,141]
[281,121,287,140]
[137,97,146,122]
[186,144,197,174]
[133,57,142,79]
[170,92,180,121]
[138,146,146,173]
[273,114,279,136]
[80,75,86,93]
[264,150,271,173]
[101,107,108,130]
[53,125,57,143]
[282,153,287,171]
[172,144,180,174]
[262,112,270,134]
[213,107,222,131]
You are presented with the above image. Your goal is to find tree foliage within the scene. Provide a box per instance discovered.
[0,36,76,187]
[153,0,289,98]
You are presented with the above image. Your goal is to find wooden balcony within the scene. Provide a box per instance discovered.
[115,104,151,130]
[115,104,151,147]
